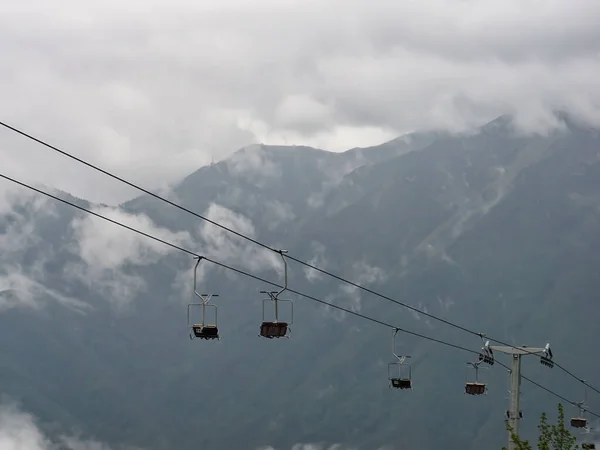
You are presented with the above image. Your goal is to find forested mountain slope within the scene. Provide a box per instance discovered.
[0,113,599,450]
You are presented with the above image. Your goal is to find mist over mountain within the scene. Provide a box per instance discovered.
[1,112,600,450]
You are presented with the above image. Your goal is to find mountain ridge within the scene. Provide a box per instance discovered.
[0,111,599,450]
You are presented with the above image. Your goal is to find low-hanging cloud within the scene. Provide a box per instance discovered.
[322,261,387,321]
[263,200,295,231]
[303,241,328,283]
[67,206,193,307]
[257,444,392,450]
[0,401,128,450]
[198,203,282,276]
[2,0,599,204]
[0,267,90,314]
[257,445,354,450]
[0,187,57,253]
[225,144,282,187]
[0,185,80,313]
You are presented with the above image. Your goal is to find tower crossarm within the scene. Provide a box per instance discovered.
[489,346,546,355]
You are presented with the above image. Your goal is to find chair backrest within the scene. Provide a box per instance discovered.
[465,382,486,395]
[260,321,288,338]
[193,325,219,339]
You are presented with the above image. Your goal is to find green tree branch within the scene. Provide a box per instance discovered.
[501,404,578,450]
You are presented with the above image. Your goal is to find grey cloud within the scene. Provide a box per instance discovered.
[436,295,455,313]
[257,444,391,450]
[351,261,387,285]
[0,272,44,312]
[304,242,328,283]
[0,188,79,313]
[1,0,600,204]
[0,268,90,314]
[342,0,600,63]
[69,206,192,270]
[0,402,52,450]
[307,154,370,210]
[197,203,282,275]
[169,264,200,305]
[321,261,387,320]
[225,145,282,187]
[257,445,351,450]
[263,200,296,231]
[67,206,193,308]
[0,185,57,223]
[58,436,115,450]
[0,204,42,254]
[272,95,336,135]
[0,401,124,450]
[409,301,434,328]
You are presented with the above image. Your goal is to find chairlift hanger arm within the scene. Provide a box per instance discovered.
[275,250,288,299]
[192,256,220,305]
[391,328,411,363]
[193,256,205,301]
[392,328,399,360]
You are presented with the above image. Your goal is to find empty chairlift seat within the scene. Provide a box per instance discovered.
[260,321,288,338]
[465,382,486,395]
[187,259,220,341]
[570,417,587,428]
[390,378,412,389]
[582,444,596,449]
[192,324,219,339]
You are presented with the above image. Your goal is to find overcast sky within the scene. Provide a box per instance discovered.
[1,0,599,203]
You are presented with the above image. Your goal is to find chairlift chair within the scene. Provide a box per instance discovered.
[465,361,487,396]
[571,391,589,429]
[465,382,487,395]
[388,329,412,390]
[388,360,412,389]
[187,257,220,340]
[188,298,219,340]
[580,424,596,449]
[260,291,293,338]
[259,251,293,339]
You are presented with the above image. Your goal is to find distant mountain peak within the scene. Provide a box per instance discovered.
[480,114,513,133]
[478,110,600,138]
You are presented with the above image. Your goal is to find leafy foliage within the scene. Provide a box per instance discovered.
[503,404,578,450]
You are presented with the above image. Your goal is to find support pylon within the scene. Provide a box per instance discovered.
[490,344,553,450]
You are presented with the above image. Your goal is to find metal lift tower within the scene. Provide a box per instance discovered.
[489,344,554,450]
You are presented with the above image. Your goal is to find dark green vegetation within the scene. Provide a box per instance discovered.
[504,404,583,450]
[1,113,599,449]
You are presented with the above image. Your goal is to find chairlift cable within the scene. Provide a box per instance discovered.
[0,121,526,338]
[0,171,478,354]
[2,120,598,396]
[0,170,597,419]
